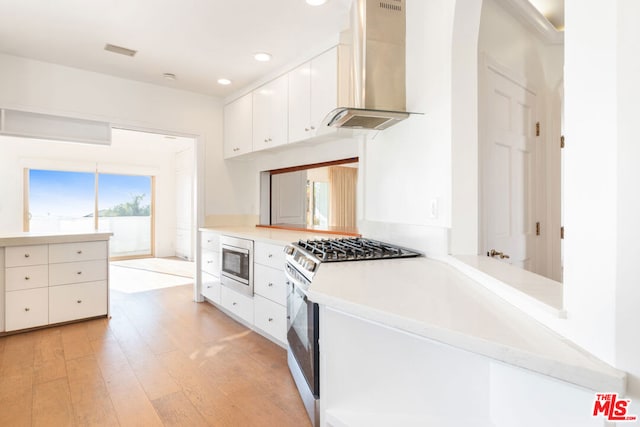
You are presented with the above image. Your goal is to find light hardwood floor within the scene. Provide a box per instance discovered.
[0,284,311,426]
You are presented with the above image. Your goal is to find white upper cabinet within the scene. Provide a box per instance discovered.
[252,74,288,152]
[288,47,338,144]
[224,92,253,159]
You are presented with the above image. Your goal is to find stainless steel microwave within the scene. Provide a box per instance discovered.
[220,235,253,297]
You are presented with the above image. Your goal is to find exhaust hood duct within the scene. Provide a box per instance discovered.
[324,0,411,131]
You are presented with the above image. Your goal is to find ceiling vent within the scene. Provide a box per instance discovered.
[104,43,137,57]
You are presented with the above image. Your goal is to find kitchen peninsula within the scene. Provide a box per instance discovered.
[0,231,112,333]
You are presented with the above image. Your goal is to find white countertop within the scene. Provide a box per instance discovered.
[199,226,352,246]
[0,231,113,247]
[308,256,626,393]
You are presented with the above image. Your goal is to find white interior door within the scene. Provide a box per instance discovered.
[482,67,537,272]
[271,171,307,225]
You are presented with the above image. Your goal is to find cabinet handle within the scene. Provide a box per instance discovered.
[268,318,273,322]
[207,260,213,264]
[24,307,30,312]
[305,127,310,132]
[77,271,82,275]
[268,138,272,142]
[206,285,212,289]
[24,276,30,280]
[310,126,315,130]
[268,282,273,287]
[264,138,268,143]
[232,302,237,306]
[77,250,83,254]
[24,253,30,258]
[268,254,273,258]
[77,300,82,304]
[207,239,211,243]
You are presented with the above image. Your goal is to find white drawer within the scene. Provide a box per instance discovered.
[201,231,220,252]
[5,245,48,267]
[201,272,221,304]
[5,265,49,291]
[254,241,285,269]
[5,287,49,331]
[254,295,287,344]
[220,285,253,325]
[49,281,107,324]
[49,241,107,264]
[254,263,287,306]
[49,260,107,286]
[201,249,220,277]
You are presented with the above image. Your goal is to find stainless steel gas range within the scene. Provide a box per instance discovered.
[284,237,421,426]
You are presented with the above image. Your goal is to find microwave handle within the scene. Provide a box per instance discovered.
[221,244,250,255]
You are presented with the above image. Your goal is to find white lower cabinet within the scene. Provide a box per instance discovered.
[254,294,287,344]
[220,285,254,324]
[49,281,107,324]
[201,272,221,304]
[5,287,49,331]
[3,238,110,333]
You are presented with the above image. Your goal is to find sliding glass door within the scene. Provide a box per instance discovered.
[26,169,154,259]
[97,174,153,258]
[28,170,96,233]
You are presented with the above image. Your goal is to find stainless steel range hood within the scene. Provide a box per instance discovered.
[324,0,410,131]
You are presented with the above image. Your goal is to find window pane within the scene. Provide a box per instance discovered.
[29,169,95,233]
[98,173,152,257]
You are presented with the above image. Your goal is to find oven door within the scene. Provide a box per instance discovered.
[287,278,320,398]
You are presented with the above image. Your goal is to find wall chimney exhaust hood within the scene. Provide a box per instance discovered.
[324,0,413,131]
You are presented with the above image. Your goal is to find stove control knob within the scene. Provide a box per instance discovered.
[284,246,295,255]
[302,258,316,272]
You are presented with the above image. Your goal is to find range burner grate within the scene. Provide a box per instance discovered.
[297,237,420,262]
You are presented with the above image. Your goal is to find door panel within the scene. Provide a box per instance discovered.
[483,67,537,272]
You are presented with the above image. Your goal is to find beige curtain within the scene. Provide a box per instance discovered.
[329,166,357,228]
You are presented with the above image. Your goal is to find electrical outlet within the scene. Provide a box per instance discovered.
[429,199,438,219]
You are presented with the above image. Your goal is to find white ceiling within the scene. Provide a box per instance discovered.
[0,0,563,99]
[0,0,351,98]
[528,0,564,30]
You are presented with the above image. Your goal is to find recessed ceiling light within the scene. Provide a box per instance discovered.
[163,73,177,81]
[306,0,327,5]
[254,52,272,62]
[217,78,232,85]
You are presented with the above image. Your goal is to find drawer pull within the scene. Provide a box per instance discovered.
[24,276,30,280]
[268,282,273,287]
[207,260,213,264]
[77,300,82,304]
[232,302,237,306]
[77,271,83,275]
[24,253,30,258]
[268,317,273,322]
[77,250,83,254]
[268,254,273,258]
[24,307,30,312]
[206,285,212,289]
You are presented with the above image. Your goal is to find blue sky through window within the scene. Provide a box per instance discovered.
[29,169,151,218]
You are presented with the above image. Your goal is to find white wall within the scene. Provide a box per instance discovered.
[616,0,640,403]
[0,53,257,232]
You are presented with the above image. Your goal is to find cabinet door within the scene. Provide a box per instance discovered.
[49,260,107,286]
[254,294,286,345]
[220,286,253,324]
[288,62,312,143]
[254,242,285,269]
[310,47,338,136]
[5,287,48,331]
[5,245,48,267]
[201,249,220,277]
[49,281,107,324]
[201,272,221,304]
[224,92,253,158]
[49,241,107,263]
[254,264,287,306]
[253,74,288,151]
[5,265,48,291]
